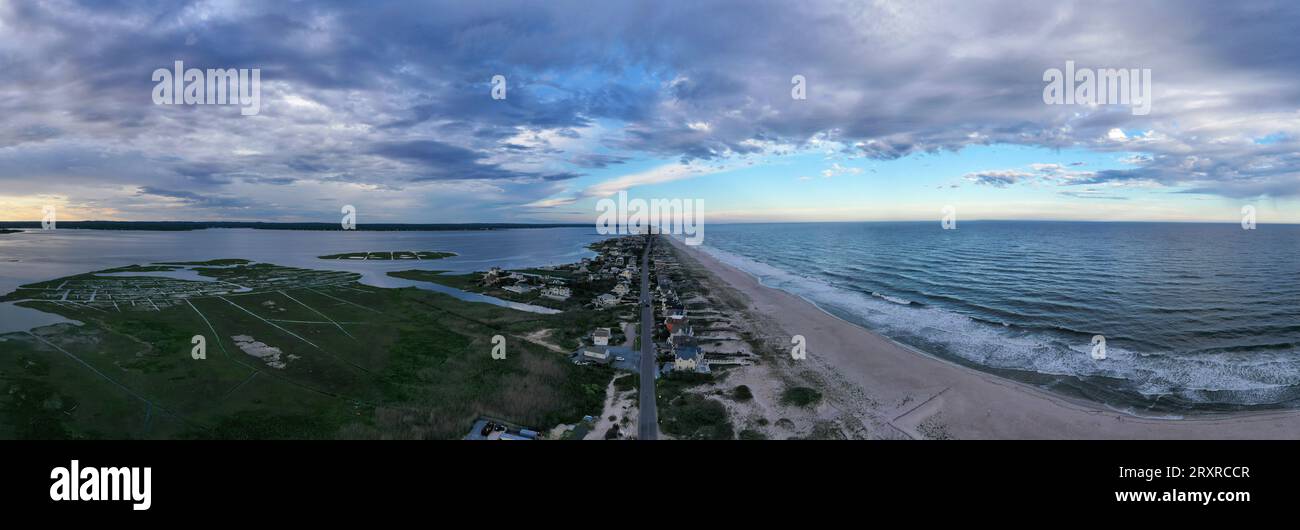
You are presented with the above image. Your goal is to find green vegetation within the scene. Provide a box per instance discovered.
[100,264,183,273]
[780,386,823,408]
[0,260,612,440]
[390,270,478,290]
[732,384,754,401]
[657,372,734,439]
[516,267,581,280]
[613,373,636,392]
[318,251,456,260]
[156,259,251,266]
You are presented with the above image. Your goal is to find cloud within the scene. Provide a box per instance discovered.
[568,153,630,168]
[963,170,1037,188]
[3,0,1300,221]
[136,186,250,208]
[821,163,863,178]
[581,161,729,197]
[522,196,577,208]
[1060,189,1130,200]
[368,140,580,182]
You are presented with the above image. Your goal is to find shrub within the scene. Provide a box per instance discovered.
[780,386,822,407]
[732,385,753,401]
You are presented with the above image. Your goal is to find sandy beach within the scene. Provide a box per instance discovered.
[665,236,1300,439]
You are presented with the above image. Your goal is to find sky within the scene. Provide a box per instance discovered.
[2,0,1299,224]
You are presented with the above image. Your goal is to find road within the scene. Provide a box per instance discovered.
[638,234,658,440]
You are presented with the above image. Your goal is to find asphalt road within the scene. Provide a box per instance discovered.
[638,235,658,440]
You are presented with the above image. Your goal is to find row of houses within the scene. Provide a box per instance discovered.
[653,256,708,374]
[484,267,573,301]
[592,269,636,308]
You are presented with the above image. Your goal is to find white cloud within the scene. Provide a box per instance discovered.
[581,161,729,198]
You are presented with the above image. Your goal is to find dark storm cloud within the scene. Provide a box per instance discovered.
[136,186,250,208]
[568,153,630,169]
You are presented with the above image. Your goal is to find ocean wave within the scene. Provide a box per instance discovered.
[697,242,1300,407]
[871,292,913,305]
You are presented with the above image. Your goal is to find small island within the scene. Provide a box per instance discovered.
[318,251,457,261]
[156,259,252,266]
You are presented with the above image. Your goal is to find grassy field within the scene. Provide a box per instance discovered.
[0,260,611,439]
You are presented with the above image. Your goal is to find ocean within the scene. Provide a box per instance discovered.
[698,221,1300,412]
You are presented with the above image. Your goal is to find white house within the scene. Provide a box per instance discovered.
[503,282,535,294]
[673,344,701,372]
[612,283,630,297]
[592,327,612,346]
[579,346,611,364]
[595,293,620,307]
[541,286,571,301]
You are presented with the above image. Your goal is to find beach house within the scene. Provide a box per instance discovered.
[579,345,611,364]
[541,286,571,301]
[672,338,702,372]
[595,293,620,307]
[612,282,631,297]
[592,327,612,346]
[503,280,536,294]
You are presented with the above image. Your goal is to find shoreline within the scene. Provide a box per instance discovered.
[665,235,1300,439]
